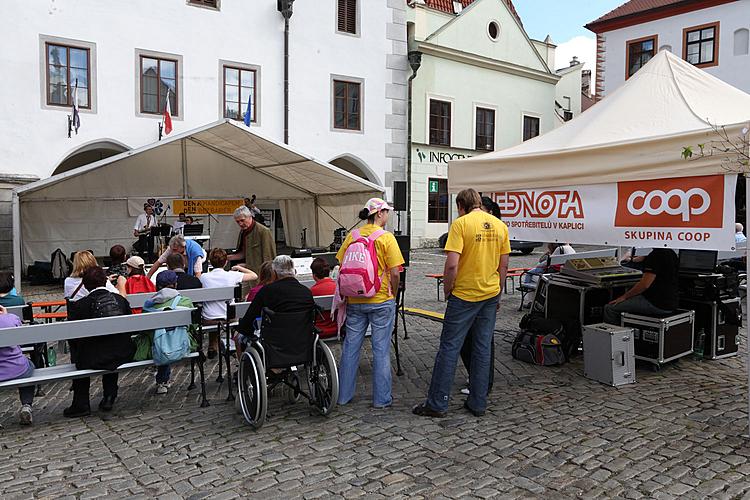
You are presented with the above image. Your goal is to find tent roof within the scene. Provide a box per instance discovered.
[15,120,383,199]
[449,50,750,192]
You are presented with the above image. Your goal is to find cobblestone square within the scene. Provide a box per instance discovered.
[1,248,748,499]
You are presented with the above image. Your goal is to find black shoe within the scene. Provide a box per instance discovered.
[463,400,485,417]
[98,396,116,412]
[412,403,447,418]
[63,405,91,418]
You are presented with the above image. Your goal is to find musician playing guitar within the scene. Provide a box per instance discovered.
[133,204,155,260]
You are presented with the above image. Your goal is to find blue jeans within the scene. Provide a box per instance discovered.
[603,295,672,325]
[338,300,396,407]
[426,294,498,413]
[156,365,171,384]
[18,358,35,406]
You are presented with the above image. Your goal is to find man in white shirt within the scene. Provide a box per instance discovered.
[199,248,257,357]
[133,204,156,259]
[735,223,747,245]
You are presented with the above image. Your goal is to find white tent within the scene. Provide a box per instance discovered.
[450,50,750,192]
[13,120,383,284]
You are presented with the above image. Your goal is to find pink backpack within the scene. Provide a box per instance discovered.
[338,229,386,298]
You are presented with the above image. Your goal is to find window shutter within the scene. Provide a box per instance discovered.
[338,0,356,34]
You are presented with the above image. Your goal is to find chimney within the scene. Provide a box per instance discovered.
[570,56,580,67]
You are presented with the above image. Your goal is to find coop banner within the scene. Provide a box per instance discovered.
[490,174,737,251]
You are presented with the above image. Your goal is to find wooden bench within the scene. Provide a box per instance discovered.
[0,308,210,410]
[504,267,531,295]
[425,274,445,301]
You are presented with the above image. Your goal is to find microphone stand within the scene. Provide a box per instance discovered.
[195,201,219,249]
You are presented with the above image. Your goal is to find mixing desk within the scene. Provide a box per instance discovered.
[561,257,643,285]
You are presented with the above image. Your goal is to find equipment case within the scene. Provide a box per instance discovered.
[679,297,740,360]
[582,323,636,387]
[620,310,694,367]
[546,278,634,330]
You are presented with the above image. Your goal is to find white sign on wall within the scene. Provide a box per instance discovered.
[491,174,737,251]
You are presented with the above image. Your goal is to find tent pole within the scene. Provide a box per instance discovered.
[12,191,21,294]
[746,174,749,436]
[314,195,320,247]
[181,139,189,197]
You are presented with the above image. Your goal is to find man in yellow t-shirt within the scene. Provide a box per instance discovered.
[336,198,404,409]
[414,188,510,419]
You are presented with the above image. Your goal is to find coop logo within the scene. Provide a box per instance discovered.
[615,175,723,228]
[494,190,584,219]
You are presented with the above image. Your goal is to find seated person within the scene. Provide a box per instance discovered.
[736,223,747,245]
[245,261,274,302]
[309,257,337,339]
[65,251,119,300]
[522,243,576,285]
[0,308,36,425]
[0,271,24,307]
[199,248,257,358]
[166,253,202,290]
[603,248,679,325]
[65,267,135,417]
[116,257,156,313]
[237,255,315,339]
[620,247,648,270]
[107,245,129,285]
[143,270,197,395]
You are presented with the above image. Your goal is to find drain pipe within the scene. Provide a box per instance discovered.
[278,0,294,144]
[406,50,422,240]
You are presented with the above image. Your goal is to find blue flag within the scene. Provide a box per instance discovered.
[243,93,252,126]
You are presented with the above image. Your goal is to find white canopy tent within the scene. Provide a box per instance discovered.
[450,50,750,430]
[450,50,750,192]
[13,120,383,287]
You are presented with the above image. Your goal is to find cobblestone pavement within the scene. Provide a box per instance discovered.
[2,248,750,498]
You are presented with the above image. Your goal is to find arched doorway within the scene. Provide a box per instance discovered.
[53,140,130,175]
[329,154,380,185]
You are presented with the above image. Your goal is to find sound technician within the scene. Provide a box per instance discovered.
[603,248,679,325]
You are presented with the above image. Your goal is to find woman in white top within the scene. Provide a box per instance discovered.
[64,251,119,300]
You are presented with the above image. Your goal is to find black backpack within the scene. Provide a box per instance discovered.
[517,313,581,361]
[513,314,566,366]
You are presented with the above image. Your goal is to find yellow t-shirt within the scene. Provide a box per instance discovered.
[444,210,511,302]
[336,224,405,304]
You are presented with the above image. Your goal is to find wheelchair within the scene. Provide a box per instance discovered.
[238,306,339,429]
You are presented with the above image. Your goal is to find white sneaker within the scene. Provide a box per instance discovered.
[19,405,32,426]
[460,387,470,396]
[156,383,169,395]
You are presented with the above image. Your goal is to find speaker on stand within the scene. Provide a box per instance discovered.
[393,234,411,347]
[393,181,407,234]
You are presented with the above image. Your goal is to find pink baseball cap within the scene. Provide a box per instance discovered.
[365,198,393,216]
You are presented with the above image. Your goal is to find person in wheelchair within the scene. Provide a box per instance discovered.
[235,255,339,428]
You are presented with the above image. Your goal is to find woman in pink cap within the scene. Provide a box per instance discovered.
[335,198,404,409]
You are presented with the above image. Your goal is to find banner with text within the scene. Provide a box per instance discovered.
[491,174,737,251]
[172,199,245,215]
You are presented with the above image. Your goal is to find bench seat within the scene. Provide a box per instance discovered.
[0,352,200,390]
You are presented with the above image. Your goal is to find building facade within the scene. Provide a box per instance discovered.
[586,0,750,98]
[405,0,583,247]
[0,0,408,267]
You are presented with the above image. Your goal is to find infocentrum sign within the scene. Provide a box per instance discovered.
[415,147,472,165]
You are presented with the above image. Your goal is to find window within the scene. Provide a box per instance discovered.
[188,0,218,7]
[523,115,540,141]
[337,0,357,35]
[735,28,750,56]
[626,35,657,78]
[428,178,449,223]
[46,43,90,108]
[333,80,361,131]
[684,22,719,67]
[223,66,256,122]
[140,56,177,115]
[475,107,495,151]
[488,21,500,41]
[429,99,451,146]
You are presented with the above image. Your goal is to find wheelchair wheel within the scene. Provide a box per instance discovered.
[238,348,267,429]
[286,370,302,403]
[308,341,339,416]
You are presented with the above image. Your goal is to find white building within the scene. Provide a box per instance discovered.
[0,0,409,267]
[586,0,750,98]
[405,0,584,247]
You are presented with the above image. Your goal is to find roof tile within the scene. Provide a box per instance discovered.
[589,0,685,25]
[418,0,522,25]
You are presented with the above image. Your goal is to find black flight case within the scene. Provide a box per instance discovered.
[620,310,694,369]
[679,297,741,360]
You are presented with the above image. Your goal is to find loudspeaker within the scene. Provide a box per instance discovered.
[393,181,407,211]
[395,234,411,267]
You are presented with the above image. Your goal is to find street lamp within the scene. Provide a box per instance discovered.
[278,0,294,144]
[406,50,422,240]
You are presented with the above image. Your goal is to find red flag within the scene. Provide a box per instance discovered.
[163,89,173,135]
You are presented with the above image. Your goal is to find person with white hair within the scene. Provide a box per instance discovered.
[237,255,314,335]
[228,205,276,276]
[146,234,207,280]
[735,223,746,245]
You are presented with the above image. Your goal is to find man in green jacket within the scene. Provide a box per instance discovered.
[228,205,276,276]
